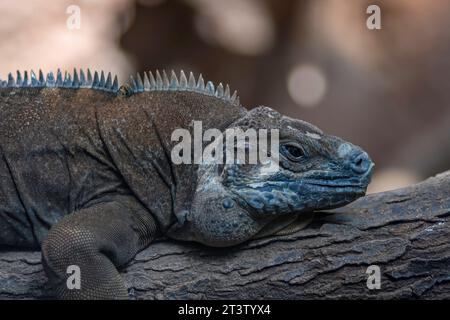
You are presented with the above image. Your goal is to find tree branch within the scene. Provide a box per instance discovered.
[1,171,450,299]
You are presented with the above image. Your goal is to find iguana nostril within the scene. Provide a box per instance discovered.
[350,152,372,174]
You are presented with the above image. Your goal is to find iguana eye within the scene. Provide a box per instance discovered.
[281,144,305,161]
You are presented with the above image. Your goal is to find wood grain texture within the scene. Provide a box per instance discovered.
[1,171,449,299]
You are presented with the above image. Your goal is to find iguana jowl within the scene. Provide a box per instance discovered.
[0,69,374,299]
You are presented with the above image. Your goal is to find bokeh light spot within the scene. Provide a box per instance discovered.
[287,64,327,108]
[193,0,274,56]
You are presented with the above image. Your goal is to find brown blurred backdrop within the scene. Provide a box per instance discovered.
[1,0,449,193]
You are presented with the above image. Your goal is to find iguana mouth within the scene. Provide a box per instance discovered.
[304,183,367,197]
[302,164,374,190]
[303,180,367,189]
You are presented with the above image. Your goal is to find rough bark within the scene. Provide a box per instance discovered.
[1,171,450,299]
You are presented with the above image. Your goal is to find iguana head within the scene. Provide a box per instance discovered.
[220,106,374,215]
[175,106,374,247]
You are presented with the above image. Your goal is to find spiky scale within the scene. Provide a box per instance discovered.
[188,72,196,89]
[87,69,93,86]
[136,73,144,92]
[215,83,224,98]
[73,69,80,88]
[16,71,22,86]
[179,70,188,90]
[112,76,119,92]
[80,69,86,87]
[224,84,231,100]
[130,75,137,92]
[46,72,55,87]
[206,81,215,95]
[38,70,45,85]
[196,74,205,92]
[93,71,100,88]
[99,71,105,88]
[62,71,68,87]
[63,72,72,88]
[105,72,112,90]
[22,71,29,87]
[56,69,63,86]
[162,70,170,89]
[155,70,163,90]
[169,70,179,90]
[31,70,38,87]
[7,73,14,87]
[148,71,156,90]
[143,72,151,91]
[231,90,237,102]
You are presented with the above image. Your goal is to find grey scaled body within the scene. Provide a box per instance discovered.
[0,69,373,299]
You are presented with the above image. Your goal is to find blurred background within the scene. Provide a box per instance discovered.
[1,0,449,193]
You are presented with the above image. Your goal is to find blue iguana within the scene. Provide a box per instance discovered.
[0,69,373,299]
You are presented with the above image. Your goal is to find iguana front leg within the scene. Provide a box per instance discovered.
[41,196,157,299]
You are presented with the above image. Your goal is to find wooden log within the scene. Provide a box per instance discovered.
[1,171,449,299]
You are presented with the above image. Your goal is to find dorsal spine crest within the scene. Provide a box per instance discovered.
[128,70,240,106]
[0,69,119,93]
[0,69,241,106]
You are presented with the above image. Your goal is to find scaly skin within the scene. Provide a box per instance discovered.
[0,70,373,299]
